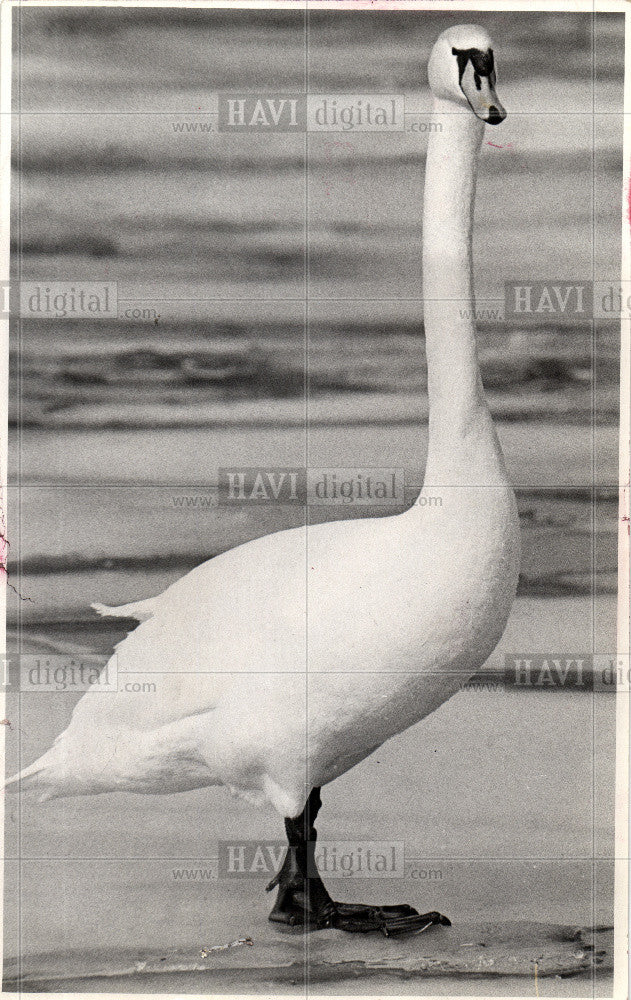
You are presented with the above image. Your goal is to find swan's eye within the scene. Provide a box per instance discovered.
[452,46,496,87]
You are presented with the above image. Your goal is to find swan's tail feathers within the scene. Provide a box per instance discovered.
[91,598,155,622]
[4,747,62,801]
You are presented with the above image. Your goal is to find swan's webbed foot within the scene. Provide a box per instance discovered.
[269,882,449,935]
[266,788,451,937]
[332,902,450,936]
[267,854,450,935]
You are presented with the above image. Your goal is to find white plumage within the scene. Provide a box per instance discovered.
[6,24,520,825]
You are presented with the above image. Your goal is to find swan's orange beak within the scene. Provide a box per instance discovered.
[453,46,506,125]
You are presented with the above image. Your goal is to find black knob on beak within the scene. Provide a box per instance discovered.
[486,105,506,125]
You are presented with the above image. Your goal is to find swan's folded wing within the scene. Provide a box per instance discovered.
[67,614,231,735]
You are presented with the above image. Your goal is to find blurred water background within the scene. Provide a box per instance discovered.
[9,10,623,426]
[6,9,623,622]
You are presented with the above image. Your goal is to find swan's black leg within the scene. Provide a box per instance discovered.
[267,787,336,928]
[267,787,451,936]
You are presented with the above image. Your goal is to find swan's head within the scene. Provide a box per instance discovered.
[428,24,506,125]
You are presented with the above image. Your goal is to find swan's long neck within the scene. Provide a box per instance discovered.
[422,99,505,486]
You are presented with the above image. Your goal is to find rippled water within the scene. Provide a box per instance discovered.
[10,8,624,430]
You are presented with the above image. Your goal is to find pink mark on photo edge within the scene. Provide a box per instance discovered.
[0,504,7,577]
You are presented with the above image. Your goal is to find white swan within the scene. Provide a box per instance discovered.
[7,25,520,935]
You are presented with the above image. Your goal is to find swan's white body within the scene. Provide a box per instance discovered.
[8,25,520,820]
